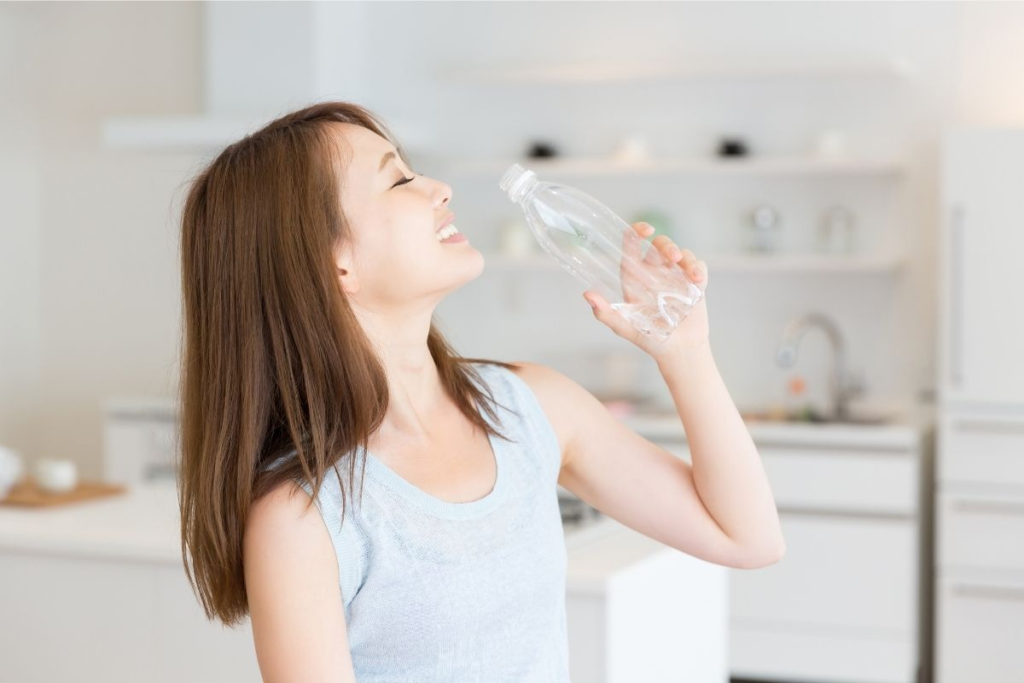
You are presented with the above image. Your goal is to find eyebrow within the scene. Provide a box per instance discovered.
[378,150,398,173]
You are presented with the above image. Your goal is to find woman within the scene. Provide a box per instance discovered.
[177,101,784,682]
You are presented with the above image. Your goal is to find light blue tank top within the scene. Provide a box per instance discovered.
[285,361,570,682]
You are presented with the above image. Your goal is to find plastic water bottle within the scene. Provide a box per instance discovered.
[499,163,704,342]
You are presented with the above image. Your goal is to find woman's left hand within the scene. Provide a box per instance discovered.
[583,221,710,364]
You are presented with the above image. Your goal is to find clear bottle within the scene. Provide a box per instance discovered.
[499,163,703,342]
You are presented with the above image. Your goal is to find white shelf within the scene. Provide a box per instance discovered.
[444,156,904,178]
[483,252,904,274]
[101,114,431,153]
[439,57,914,86]
[101,115,269,151]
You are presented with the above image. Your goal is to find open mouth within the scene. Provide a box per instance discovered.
[436,223,464,242]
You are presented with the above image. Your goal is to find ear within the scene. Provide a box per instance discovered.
[335,244,360,295]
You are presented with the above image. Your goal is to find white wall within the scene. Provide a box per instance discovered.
[0,4,43,461]
[0,2,201,477]
[3,2,1024,478]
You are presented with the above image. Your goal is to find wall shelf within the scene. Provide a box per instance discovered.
[439,57,914,86]
[443,156,904,178]
[101,115,431,152]
[482,252,905,274]
[100,116,267,151]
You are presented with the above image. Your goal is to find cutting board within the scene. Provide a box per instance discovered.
[0,477,127,507]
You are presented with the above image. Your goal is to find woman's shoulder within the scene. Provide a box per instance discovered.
[483,360,581,471]
[242,477,341,562]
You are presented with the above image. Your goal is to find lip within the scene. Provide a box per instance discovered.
[435,213,456,234]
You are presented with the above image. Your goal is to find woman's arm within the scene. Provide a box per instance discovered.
[244,482,357,683]
[656,341,786,560]
[558,221,785,567]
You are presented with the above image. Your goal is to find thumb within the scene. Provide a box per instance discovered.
[583,291,641,344]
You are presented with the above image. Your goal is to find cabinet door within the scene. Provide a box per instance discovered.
[938,488,1024,573]
[0,553,157,683]
[154,564,263,682]
[936,573,1024,683]
[939,413,1024,487]
[941,129,1024,406]
[730,513,917,634]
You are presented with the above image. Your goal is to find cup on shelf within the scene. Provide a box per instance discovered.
[746,205,783,253]
[0,445,24,499]
[498,217,536,257]
[819,206,858,254]
[612,134,650,164]
[34,458,78,494]
[813,130,849,159]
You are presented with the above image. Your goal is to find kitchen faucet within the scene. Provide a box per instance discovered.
[776,312,864,421]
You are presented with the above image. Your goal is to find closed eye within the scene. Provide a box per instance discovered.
[392,173,419,189]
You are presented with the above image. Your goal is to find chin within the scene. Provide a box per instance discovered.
[440,249,486,292]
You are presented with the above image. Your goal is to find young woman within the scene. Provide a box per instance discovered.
[177,101,784,682]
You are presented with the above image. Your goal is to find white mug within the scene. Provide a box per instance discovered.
[0,445,24,499]
[612,134,650,164]
[814,130,848,158]
[35,459,78,494]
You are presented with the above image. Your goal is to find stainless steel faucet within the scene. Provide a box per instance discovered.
[776,312,864,421]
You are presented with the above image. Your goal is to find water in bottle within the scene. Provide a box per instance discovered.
[499,163,703,342]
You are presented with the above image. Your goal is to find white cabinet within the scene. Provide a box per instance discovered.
[940,129,1024,407]
[0,485,262,683]
[652,428,926,683]
[0,481,727,683]
[0,552,262,683]
[937,128,1024,683]
[565,522,729,683]
[935,572,1024,682]
[935,412,1024,683]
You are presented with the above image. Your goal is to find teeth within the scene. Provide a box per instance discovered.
[436,224,460,241]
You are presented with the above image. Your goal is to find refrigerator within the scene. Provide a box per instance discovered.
[935,128,1024,681]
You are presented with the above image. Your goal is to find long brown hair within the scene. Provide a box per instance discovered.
[177,101,521,628]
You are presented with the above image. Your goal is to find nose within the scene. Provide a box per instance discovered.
[433,178,452,209]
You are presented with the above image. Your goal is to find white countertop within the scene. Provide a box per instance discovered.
[0,480,183,564]
[4,406,931,590]
[0,480,665,592]
[620,404,934,450]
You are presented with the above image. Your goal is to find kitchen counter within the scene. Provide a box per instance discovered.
[0,482,724,683]
[0,480,182,564]
[0,480,653,579]
[620,402,934,451]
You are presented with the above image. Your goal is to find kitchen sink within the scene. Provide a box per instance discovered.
[619,404,900,426]
[739,409,896,426]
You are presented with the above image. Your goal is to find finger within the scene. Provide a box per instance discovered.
[651,235,684,263]
[633,221,655,237]
[633,223,661,268]
[672,248,702,282]
[583,290,641,344]
[651,239,705,286]
[693,259,708,287]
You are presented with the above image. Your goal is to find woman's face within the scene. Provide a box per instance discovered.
[331,122,483,312]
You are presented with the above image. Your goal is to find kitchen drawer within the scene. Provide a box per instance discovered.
[731,513,917,634]
[936,573,1024,683]
[731,625,915,683]
[940,416,1024,487]
[938,489,1024,572]
[761,447,918,515]
[662,444,918,516]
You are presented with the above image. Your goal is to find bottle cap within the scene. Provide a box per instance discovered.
[500,164,538,203]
